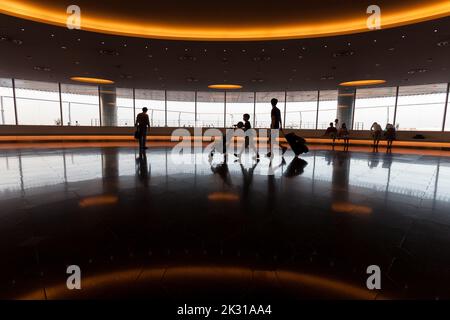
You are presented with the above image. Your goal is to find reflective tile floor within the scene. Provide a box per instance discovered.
[1,143,450,300]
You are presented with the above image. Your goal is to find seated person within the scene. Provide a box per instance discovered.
[385,123,396,149]
[338,123,350,146]
[324,122,338,145]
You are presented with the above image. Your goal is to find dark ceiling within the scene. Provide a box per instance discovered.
[0,14,449,91]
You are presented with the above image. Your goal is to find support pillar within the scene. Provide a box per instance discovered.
[99,86,117,126]
[336,87,356,129]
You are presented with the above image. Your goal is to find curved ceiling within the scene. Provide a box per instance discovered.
[0,0,449,40]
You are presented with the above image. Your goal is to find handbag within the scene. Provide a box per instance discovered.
[134,128,140,139]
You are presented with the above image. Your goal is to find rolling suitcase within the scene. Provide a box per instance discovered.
[284,132,309,156]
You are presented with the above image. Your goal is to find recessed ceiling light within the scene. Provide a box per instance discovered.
[70,77,114,84]
[434,29,438,32]
[20,28,25,31]
[77,38,81,41]
[50,34,55,37]
[347,42,351,46]
[208,84,242,90]
[340,80,386,86]
[402,35,406,39]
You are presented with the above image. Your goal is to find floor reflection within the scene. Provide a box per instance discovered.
[0,145,450,299]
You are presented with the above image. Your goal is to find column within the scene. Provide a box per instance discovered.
[99,86,117,126]
[336,87,356,129]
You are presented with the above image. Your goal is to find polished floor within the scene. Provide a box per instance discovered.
[1,143,450,300]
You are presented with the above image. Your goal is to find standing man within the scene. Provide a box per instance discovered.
[135,107,150,150]
[267,98,287,157]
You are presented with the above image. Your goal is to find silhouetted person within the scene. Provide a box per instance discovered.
[324,122,338,146]
[370,122,382,149]
[338,123,350,148]
[267,98,287,157]
[385,123,396,150]
[135,107,150,150]
[234,114,259,159]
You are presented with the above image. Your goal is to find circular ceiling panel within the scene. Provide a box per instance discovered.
[0,0,449,40]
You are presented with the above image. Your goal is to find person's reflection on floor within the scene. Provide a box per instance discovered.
[325,149,336,165]
[209,155,232,186]
[382,152,393,169]
[284,157,308,178]
[136,150,150,186]
[267,157,286,215]
[368,151,380,168]
[239,158,260,205]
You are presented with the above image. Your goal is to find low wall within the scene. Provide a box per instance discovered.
[0,125,449,146]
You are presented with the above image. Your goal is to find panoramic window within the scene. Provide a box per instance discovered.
[167,91,196,127]
[396,83,447,131]
[135,89,165,127]
[15,80,60,126]
[317,90,338,129]
[354,87,397,130]
[61,83,100,126]
[196,91,225,127]
[225,92,255,128]
[285,91,318,129]
[255,92,285,128]
[0,78,15,125]
[116,88,134,127]
[443,86,450,132]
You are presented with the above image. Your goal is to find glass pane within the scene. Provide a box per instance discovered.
[135,89,165,127]
[255,92,285,128]
[317,90,338,129]
[396,83,447,131]
[61,83,100,126]
[354,87,397,130]
[443,86,450,132]
[15,80,60,126]
[167,91,195,127]
[286,91,318,129]
[196,91,224,127]
[116,88,134,127]
[0,78,15,125]
[225,92,254,127]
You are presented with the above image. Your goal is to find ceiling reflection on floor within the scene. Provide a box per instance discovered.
[0,146,450,299]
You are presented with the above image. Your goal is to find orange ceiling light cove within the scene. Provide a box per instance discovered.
[208,84,243,90]
[1,1,449,40]
[339,80,386,87]
[70,77,114,85]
